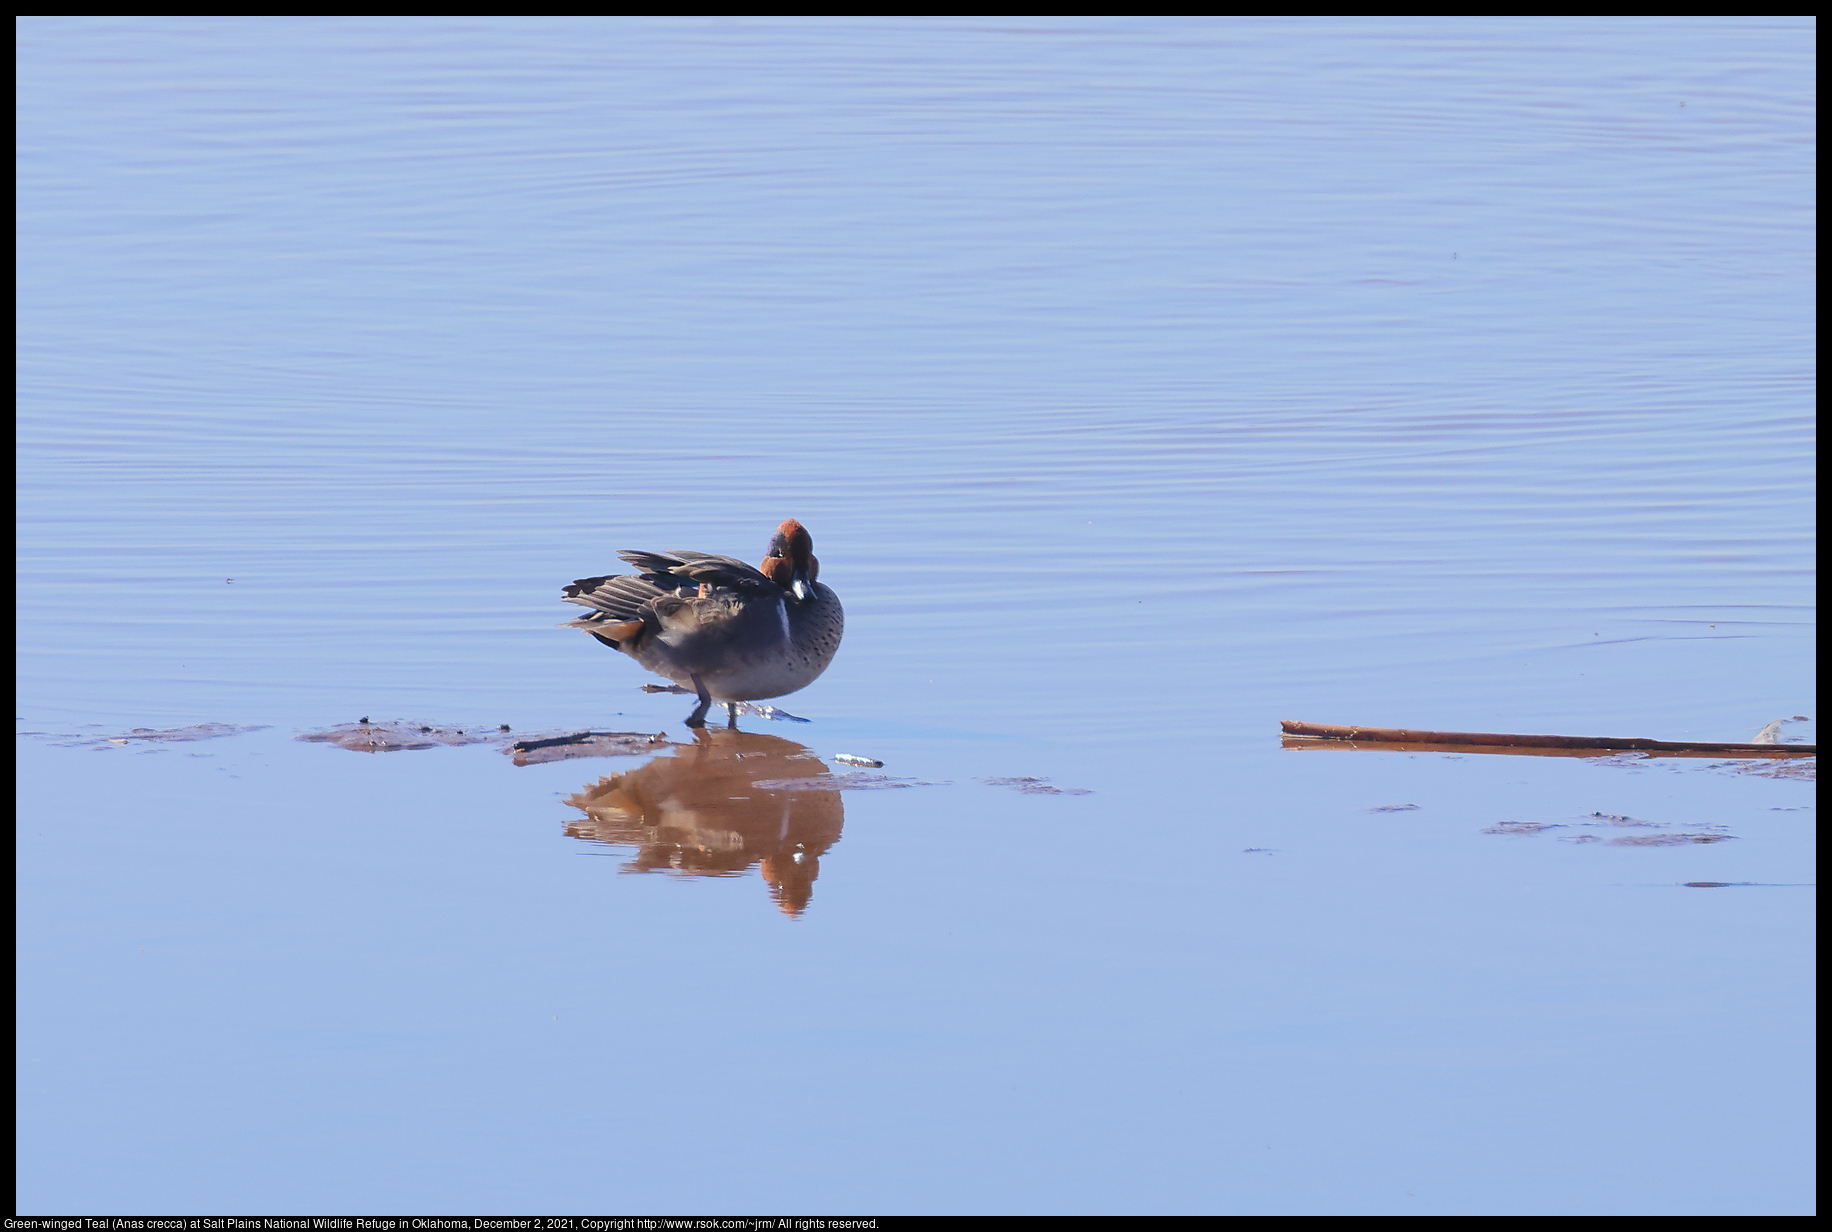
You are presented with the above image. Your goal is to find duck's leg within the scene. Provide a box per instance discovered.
[684,674,713,728]
[725,701,740,728]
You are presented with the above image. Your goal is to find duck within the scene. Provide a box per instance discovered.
[560,519,844,728]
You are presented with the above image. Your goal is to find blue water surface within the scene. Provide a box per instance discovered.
[16,17,1815,1215]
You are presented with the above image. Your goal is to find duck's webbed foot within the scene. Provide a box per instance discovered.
[684,674,713,729]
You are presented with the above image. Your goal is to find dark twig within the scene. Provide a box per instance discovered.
[1280,719,1815,758]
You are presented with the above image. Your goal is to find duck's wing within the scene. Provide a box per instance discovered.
[563,547,781,621]
[561,571,685,620]
[616,549,780,593]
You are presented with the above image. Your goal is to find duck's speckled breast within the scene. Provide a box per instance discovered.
[707,583,842,701]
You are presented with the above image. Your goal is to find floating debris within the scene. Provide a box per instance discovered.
[508,731,669,766]
[509,730,662,753]
[1481,821,1563,836]
[1752,720,1787,744]
[751,771,938,792]
[1753,716,1815,744]
[982,776,1093,796]
[298,720,502,753]
[44,722,268,749]
[1590,751,1651,768]
[297,719,653,757]
[833,753,883,768]
[1281,718,1815,757]
[1586,812,1661,827]
[1366,803,1420,813]
[1605,833,1737,847]
[1717,757,1815,782]
[1491,813,1742,845]
[1680,881,1817,887]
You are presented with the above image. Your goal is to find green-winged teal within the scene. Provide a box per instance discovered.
[561,519,844,728]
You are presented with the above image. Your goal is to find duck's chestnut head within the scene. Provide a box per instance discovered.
[762,518,819,599]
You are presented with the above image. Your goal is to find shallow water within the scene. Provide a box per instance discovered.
[16,17,1815,1215]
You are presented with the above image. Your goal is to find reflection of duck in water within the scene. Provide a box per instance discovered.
[562,728,844,916]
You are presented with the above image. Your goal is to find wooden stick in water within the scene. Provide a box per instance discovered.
[1279,719,1815,757]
